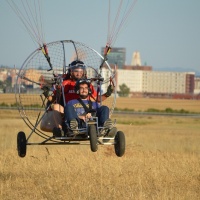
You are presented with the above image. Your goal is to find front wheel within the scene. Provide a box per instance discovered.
[89,125,98,152]
[17,131,27,157]
[114,131,125,157]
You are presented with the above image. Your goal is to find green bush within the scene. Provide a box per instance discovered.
[165,108,173,113]
[0,102,8,107]
[146,108,160,112]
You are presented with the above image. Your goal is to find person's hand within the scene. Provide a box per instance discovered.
[86,113,92,119]
[79,113,92,121]
[41,86,50,98]
[79,115,85,121]
[105,85,114,97]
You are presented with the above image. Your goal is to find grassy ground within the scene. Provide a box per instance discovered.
[115,97,200,113]
[0,109,200,199]
[1,94,200,112]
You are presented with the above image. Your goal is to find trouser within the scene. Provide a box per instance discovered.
[64,104,109,127]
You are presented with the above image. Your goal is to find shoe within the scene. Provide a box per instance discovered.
[99,119,113,136]
[103,118,113,129]
[102,127,117,143]
[107,127,117,137]
[70,119,79,135]
[53,127,64,137]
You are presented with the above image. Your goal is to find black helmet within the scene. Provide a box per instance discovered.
[75,79,91,94]
[68,60,87,77]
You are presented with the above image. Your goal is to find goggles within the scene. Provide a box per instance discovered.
[78,79,91,84]
[72,69,84,73]
[70,64,85,71]
[72,63,85,67]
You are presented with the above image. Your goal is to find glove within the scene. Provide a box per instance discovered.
[105,85,114,97]
[41,86,50,98]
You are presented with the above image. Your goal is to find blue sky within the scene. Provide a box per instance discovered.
[1,0,200,74]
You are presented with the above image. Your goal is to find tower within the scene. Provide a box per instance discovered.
[131,51,141,66]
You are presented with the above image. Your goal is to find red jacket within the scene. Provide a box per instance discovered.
[54,79,98,104]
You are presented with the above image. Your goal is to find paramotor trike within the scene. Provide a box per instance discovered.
[15,40,126,158]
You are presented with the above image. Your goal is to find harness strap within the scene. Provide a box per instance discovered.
[77,98,93,114]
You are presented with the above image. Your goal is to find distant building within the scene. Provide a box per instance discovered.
[117,70,143,93]
[123,65,152,71]
[0,68,17,87]
[0,68,8,81]
[117,69,195,97]
[131,51,141,66]
[194,77,200,94]
[101,47,126,69]
[1,65,198,99]
[142,71,194,94]
[123,51,152,71]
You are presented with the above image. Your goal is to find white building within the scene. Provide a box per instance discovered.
[117,69,143,92]
[194,77,200,94]
[142,71,187,94]
[117,69,195,94]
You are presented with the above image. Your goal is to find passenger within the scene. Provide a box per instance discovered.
[64,79,117,137]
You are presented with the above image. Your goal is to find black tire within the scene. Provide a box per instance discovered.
[114,131,125,157]
[17,131,27,157]
[89,125,98,152]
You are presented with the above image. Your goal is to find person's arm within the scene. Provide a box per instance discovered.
[47,94,55,103]
[98,85,114,102]
[90,84,114,102]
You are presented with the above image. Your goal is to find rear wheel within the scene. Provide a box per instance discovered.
[89,125,98,152]
[114,131,125,157]
[17,131,27,157]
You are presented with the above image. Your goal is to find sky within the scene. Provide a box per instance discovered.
[0,0,200,75]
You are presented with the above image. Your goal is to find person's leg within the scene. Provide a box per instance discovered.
[64,104,80,135]
[96,106,109,126]
[64,104,79,125]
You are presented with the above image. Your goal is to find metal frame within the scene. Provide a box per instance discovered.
[15,40,124,156]
[22,74,116,146]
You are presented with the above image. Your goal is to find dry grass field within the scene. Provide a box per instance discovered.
[1,93,200,112]
[0,103,200,199]
[116,97,200,113]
